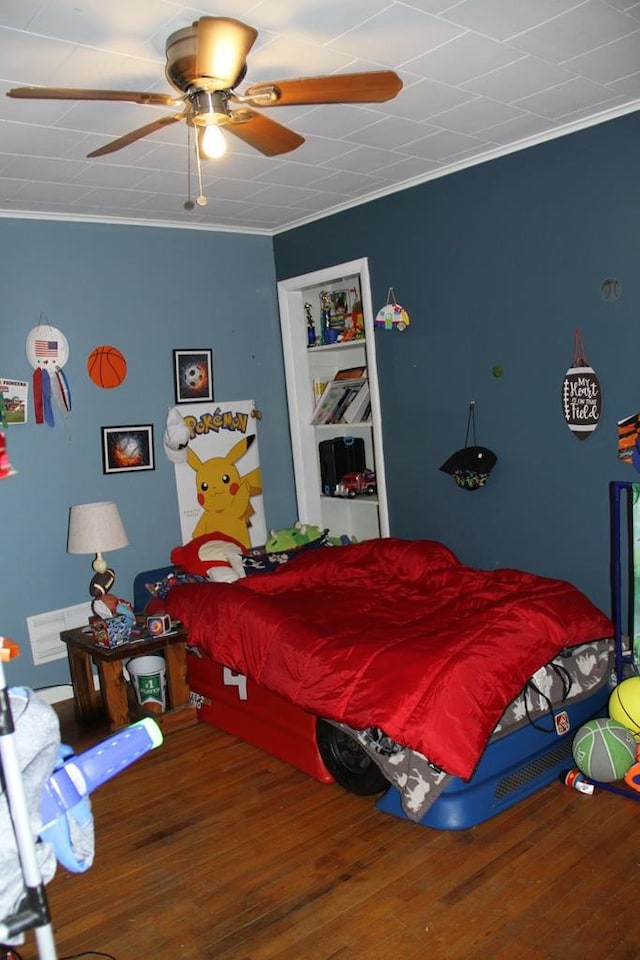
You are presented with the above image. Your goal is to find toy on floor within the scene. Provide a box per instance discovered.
[609,676,640,736]
[40,718,162,873]
[571,717,636,782]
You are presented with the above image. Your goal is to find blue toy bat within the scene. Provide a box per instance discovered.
[40,718,163,872]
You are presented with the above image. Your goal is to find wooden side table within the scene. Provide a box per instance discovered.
[60,625,197,733]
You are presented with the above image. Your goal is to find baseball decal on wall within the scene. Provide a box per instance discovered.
[562,329,601,440]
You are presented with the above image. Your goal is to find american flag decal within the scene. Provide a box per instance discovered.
[35,340,58,357]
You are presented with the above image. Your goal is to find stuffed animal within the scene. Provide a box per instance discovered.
[171,531,247,583]
[91,592,135,626]
[265,521,328,554]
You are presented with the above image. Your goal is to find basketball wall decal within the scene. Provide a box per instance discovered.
[88,345,127,389]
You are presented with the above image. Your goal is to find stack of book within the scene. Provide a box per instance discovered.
[311,368,370,425]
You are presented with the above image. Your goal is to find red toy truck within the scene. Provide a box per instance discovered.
[335,469,377,498]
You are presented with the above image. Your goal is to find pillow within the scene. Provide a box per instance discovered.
[171,532,247,582]
[145,571,208,601]
[242,532,334,576]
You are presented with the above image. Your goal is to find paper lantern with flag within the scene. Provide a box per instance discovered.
[25,317,72,428]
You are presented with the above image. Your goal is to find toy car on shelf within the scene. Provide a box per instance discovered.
[335,469,377,498]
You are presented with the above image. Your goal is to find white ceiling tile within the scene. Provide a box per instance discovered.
[460,56,576,102]
[373,154,444,179]
[203,177,267,201]
[608,71,640,97]
[346,115,438,148]
[405,32,525,84]
[388,77,478,120]
[291,103,384,138]
[440,0,588,42]
[0,176,30,199]
[253,161,327,187]
[565,31,640,83]
[480,113,561,145]
[309,168,385,194]
[403,128,490,161]
[248,182,321,205]
[507,0,639,62]
[332,6,466,67]
[0,26,76,85]
[239,35,355,83]
[291,135,366,164]
[432,97,525,133]
[0,1,49,30]
[516,76,624,118]
[250,0,390,45]
[27,0,176,51]
[327,145,411,174]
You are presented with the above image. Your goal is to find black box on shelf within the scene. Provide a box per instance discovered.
[318,436,366,496]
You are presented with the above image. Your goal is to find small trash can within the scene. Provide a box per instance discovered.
[127,655,166,712]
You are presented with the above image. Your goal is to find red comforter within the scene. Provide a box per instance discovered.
[166,538,612,780]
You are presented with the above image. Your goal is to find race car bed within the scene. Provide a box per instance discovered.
[134,537,613,830]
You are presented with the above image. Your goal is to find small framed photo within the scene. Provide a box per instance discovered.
[102,425,155,475]
[173,349,214,404]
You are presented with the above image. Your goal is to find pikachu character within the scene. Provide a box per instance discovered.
[187,435,262,548]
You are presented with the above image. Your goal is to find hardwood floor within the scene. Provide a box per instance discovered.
[16,704,640,960]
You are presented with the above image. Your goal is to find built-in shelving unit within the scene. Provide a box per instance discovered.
[277,258,388,542]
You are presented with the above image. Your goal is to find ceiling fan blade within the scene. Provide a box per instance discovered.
[87,113,185,158]
[7,86,181,107]
[243,70,403,107]
[223,110,304,157]
[195,17,258,88]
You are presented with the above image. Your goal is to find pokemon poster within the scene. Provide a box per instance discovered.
[173,400,266,549]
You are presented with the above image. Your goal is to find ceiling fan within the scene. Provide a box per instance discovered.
[7,16,403,161]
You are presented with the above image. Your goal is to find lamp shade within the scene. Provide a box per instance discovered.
[67,501,129,555]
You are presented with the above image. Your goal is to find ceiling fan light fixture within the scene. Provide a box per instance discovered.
[199,123,226,159]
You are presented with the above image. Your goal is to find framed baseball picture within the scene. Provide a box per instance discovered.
[173,349,214,404]
[102,424,155,474]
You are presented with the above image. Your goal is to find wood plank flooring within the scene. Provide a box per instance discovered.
[16,705,640,960]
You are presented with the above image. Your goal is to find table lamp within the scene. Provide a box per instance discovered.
[67,501,129,596]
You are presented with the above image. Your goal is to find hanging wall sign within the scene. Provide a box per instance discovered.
[561,329,601,440]
[374,288,410,332]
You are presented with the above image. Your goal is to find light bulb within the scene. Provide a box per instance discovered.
[199,124,227,159]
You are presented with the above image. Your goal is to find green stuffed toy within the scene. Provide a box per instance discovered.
[265,521,351,553]
[265,521,326,553]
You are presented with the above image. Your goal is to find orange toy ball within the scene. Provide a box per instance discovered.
[87,345,127,389]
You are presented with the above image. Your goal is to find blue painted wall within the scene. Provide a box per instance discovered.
[274,111,640,615]
[4,111,638,691]
[1,218,295,689]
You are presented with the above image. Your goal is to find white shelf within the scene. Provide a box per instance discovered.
[278,258,389,542]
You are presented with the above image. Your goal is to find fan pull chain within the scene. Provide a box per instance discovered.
[195,140,208,207]
[184,123,194,211]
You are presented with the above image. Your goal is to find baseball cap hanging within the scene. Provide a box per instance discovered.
[440,401,497,491]
[163,406,191,463]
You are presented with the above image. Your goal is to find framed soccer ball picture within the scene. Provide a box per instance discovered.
[173,348,214,404]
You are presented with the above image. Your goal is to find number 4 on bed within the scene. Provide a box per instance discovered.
[223,667,248,701]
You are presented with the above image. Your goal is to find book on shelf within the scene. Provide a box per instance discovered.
[342,381,371,423]
[311,376,367,425]
[334,365,366,381]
